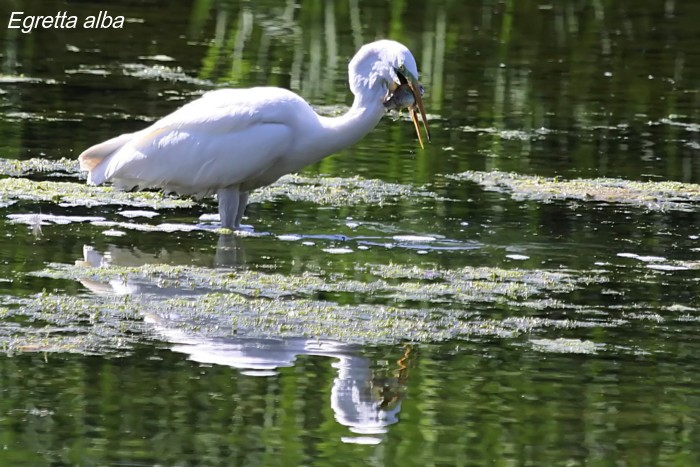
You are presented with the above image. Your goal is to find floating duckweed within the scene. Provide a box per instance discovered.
[362,262,596,296]
[0,177,195,209]
[460,126,552,141]
[0,157,80,177]
[2,282,620,354]
[34,259,604,308]
[0,155,438,209]
[122,63,213,86]
[0,257,612,355]
[450,170,700,211]
[254,174,439,206]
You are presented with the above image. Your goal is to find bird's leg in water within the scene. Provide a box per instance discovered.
[217,186,240,230]
[235,191,249,228]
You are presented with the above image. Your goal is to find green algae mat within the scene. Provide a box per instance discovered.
[450,170,700,211]
[3,161,700,355]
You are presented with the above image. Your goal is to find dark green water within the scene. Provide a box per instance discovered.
[2,0,700,464]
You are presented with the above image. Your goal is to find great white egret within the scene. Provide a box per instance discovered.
[78,39,430,230]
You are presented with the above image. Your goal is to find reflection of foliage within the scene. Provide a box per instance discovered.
[2,0,698,182]
[180,0,700,183]
[186,0,700,120]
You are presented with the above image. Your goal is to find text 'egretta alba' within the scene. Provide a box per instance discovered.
[78,40,430,230]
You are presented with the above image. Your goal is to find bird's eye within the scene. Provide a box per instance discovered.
[394,65,409,85]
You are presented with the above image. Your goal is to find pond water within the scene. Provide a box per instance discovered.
[2,0,700,464]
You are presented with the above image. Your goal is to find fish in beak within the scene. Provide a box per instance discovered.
[385,68,431,149]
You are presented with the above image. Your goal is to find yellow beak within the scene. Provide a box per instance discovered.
[406,79,431,149]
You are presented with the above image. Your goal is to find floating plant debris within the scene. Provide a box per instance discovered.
[460,126,553,141]
[0,177,195,209]
[121,63,213,86]
[530,338,604,354]
[33,258,604,307]
[0,157,438,209]
[449,170,700,211]
[0,255,611,355]
[255,174,439,206]
[0,157,80,177]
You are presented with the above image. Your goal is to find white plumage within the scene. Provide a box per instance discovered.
[79,40,430,230]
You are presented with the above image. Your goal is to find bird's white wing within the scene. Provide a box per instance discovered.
[80,88,310,195]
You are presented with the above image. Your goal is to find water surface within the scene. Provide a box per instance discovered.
[2,0,700,464]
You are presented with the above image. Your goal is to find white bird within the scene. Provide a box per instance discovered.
[78,39,430,230]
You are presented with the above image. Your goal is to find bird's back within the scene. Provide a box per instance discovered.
[79,87,317,195]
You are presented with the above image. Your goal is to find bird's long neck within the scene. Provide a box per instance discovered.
[312,87,386,158]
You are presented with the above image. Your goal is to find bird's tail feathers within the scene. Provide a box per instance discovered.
[78,132,134,184]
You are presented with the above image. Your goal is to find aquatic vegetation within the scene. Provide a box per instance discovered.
[0,258,607,354]
[0,284,591,354]
[0,156,438,210]
[450,170,700,211]
[0,177,196,209]
[362,262,590,293]
[255,174,439,206]
[459,126,552,141]
[34,259,603,307]
[0,295,145,354]
[0,290,489,353]
[121,63,214,86]
[0,157,79,177]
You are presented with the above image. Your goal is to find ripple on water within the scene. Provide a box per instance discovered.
[617,252,666,262]
[118,210,160,218]
[0,76,58,84]
[91,220,203,233]
[8,213,106,225]
[121,63,213,86]
[392,235,437,242]
[530,338,603,354]
[103,229,127,237]
[358,236,480,252]
[323,247,353,254]
[506,254,530,261]
[616,252,699,271]
[277,234,303,241]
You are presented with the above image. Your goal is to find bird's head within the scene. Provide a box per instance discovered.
[349,40,431,148]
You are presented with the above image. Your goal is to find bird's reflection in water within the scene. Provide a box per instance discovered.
[333,345,413,444]
[76,243,411,443]
[214,233,246,266]
[79,234,246,270]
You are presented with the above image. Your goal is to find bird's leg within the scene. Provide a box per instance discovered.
[235,191,249,228]
[217,186,240,230]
